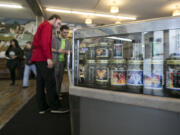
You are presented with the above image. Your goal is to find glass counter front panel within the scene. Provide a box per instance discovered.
[73,29,180,98]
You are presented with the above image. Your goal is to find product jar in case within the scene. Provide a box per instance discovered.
[84,60,96,87]
[95,42,110,59]
[110,59,126,90]
[95,60,109,88]
[113,43,123,59]
[166,57,180,96]
[127,59,143,93]
[143,59,164,96]
[86,44,96,59]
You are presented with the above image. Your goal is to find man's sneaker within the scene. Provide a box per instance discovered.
[50,108,69,114]
[39,108,50,114]
[22,86,28,89]
[39,110,46,114]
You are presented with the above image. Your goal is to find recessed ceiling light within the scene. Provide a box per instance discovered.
[172,9,180,16]
[85,18,93,24]
[0,3,22,8]
[172,5,180,16]
[110,6,119,13]
[115,21,121,24]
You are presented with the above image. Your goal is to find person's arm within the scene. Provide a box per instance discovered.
[58,49,67,54]
[58,40,71,54]
[5,47,10,58]
[40,24,52,60]
[40,24,54,68]
[52,36,59,53]
[17,47,24,59]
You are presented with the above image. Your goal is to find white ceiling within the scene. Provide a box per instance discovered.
[0,0,180,24]
[0,0,35,20]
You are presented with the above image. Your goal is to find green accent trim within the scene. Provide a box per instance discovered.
[88,44,96,47]
[96,42,109,47]
[96,60,109,63]
[151,60,163,64]
[86,60,96,63]
[111,59,126,64]
[128,60,143,64]
[167,60,180,65]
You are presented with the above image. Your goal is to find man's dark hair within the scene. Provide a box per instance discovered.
[60,25,69,31]
[26,41,32,44]
[48,14,61,20]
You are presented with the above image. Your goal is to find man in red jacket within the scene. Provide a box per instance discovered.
[31,14,68,114]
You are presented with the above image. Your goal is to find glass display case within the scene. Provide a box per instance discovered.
[72,16,180,98]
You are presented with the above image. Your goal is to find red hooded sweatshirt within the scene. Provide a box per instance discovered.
[31,21,52,62]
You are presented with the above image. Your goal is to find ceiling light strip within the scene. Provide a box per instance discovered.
[46,8,71,13]
[72,11,94,16]
[0,4,22,8]
[107,36,132,42]
[46,8,136,20]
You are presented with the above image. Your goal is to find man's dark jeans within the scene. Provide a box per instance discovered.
[35,62,60,111]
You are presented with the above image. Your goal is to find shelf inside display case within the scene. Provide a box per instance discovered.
[72,16,180,100]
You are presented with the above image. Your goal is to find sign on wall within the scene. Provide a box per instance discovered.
[0,18,36,58]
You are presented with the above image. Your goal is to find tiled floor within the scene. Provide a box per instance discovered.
[0,80,36,129]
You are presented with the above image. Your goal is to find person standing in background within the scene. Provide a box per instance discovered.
[31,14,69,114]
[22,41,37,88]
[5,39,23,85]
[52,25,71,95]
[17,45,24,80]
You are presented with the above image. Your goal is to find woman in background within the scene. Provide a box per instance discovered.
[22,41,37,88]
[5,39,23,85]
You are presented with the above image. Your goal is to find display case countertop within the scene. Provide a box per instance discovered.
[69,86,180,113]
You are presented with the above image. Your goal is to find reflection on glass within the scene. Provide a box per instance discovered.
[144,31,164,96]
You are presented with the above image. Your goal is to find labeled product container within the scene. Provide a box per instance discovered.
[169,29,180,57]
[110,59,126,90]
[152,38,163,58]
[113,43,123,59]
[143,59,164,96]
[132,40,143,58]
[95,42,110,59]
[86,44,96,59]
[95,60,109,88]
[84,60,96,87]
[166,57,180,96]
[127,59,143,93]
